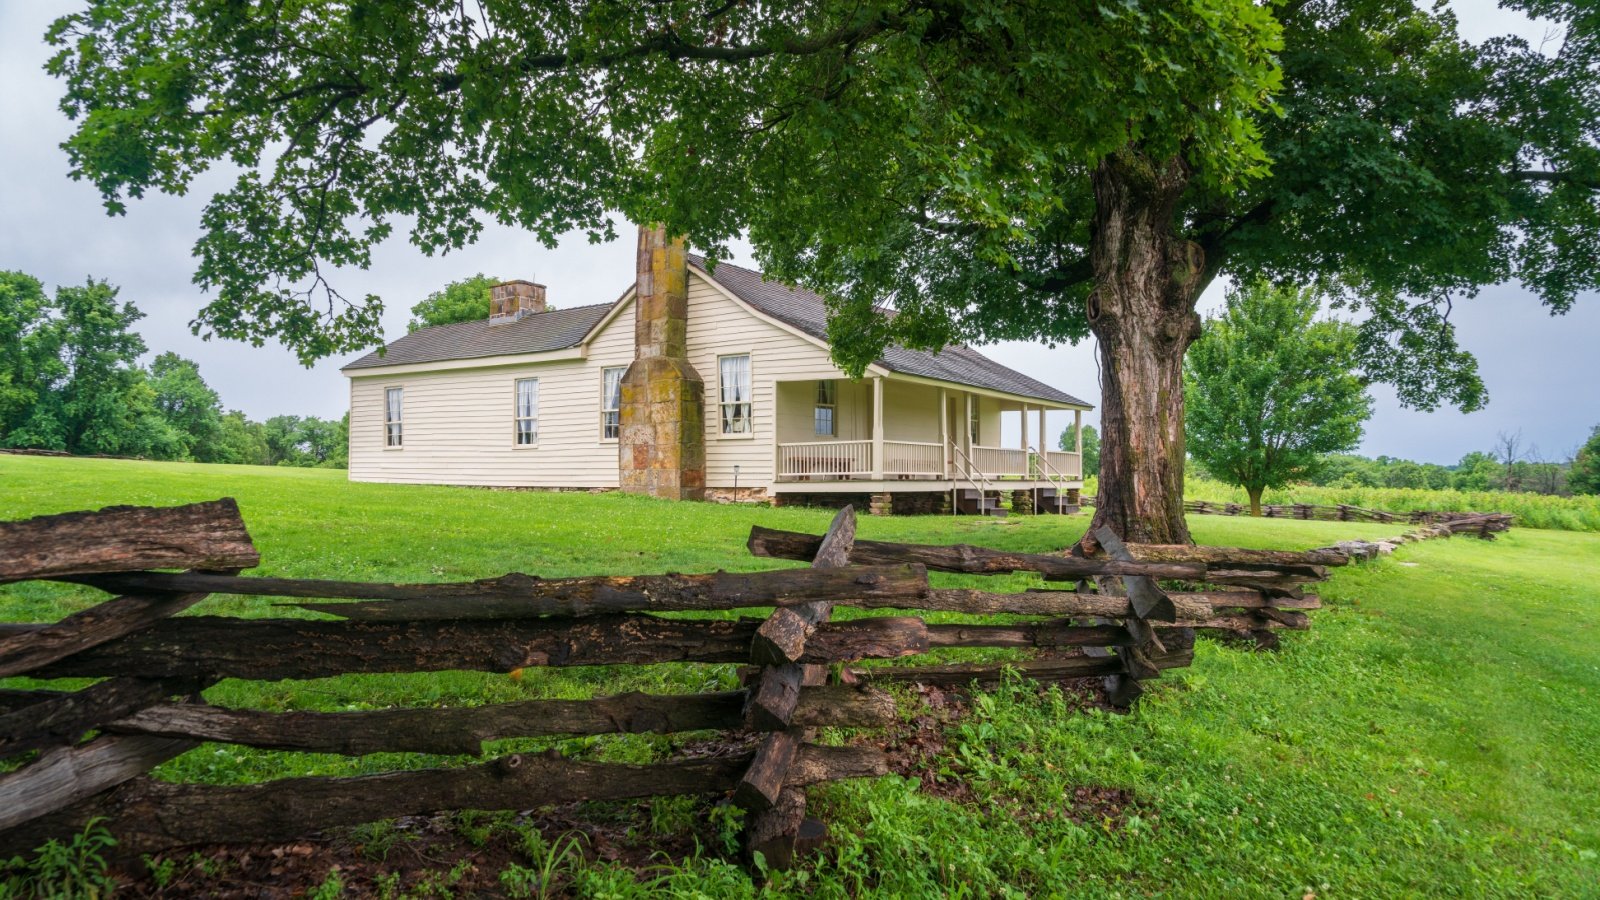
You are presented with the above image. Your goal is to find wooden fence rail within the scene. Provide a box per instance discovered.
[0,498,1352,871]
[1082,495,1515,537]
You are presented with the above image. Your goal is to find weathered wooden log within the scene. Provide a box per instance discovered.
[67,564,929,621]
[102,685,897,757]
[0,588,215,680]
[745,787,810,868]
[846,649,1195,688]
[1092,526,1177,623]
[1190,591,1321,611]
[0,677,208,756]
[0,499,257,584]
[963,589,1216,620]
[748,526,1207,580]
[742,506,855,834]
[0,734,197,832]
[925,621,1133,649]
[1125,543,1349,568]
[23,613,929,680]
[0,744,887,861]
[734,729,801,812]
[744,506,857,731]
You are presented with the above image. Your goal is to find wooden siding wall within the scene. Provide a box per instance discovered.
[349,271,853,489]
[347,304,637,488]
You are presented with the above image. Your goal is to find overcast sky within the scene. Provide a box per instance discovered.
[2,2,1596,465]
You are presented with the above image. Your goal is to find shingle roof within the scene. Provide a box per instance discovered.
[341,303,613,371]
[688,255,1091,408]
[343,260,1091,409]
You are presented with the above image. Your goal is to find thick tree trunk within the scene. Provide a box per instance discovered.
[1247,486,1265,517]
[1083,148,1205,546]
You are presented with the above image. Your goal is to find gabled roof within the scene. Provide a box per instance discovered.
[341,259,1091,409]
[341,303,612,371]
[688,255,1091,408]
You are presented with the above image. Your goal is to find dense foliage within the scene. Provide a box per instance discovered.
[42,0,1598,541]
[407,274,502,332]
[1056,423,1100,476]
[1184,282,1373,513]
[0,270,346,467]
[1570,427,1600,495]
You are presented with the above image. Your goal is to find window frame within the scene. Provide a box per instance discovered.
[813,379,836,437]
[383,386,404,449]
[716,353,755,438]
[968,400,981,446]
[600,366,625,443]
[513,377,540,448]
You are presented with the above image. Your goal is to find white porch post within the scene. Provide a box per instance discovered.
[871,376,885,480]
[964,393,974,475]
[1074,408,1083,476]
[938,387,949,477]
[1022,403,1030,452]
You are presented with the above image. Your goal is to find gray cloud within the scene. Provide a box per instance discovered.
[1,2,1593,464]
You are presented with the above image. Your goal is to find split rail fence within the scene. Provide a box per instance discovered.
[0,499,1358,870]
[1085,496,1514,536]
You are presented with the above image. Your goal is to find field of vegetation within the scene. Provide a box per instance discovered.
[1179,475,1600,533]
[3,455,1598,897]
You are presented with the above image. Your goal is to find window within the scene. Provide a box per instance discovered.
[514,378,539,445]
[384,387,403,447]
[601,366,625,440]
[718,354,752,435]
[968,401,980,446]
[814,380,836,436]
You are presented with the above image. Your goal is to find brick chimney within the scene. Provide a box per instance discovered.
[489,280,547,323]
[618,224,706,500]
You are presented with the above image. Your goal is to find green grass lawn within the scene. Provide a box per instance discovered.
[2,455,1598,898]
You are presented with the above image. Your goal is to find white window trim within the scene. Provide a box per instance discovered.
[600,366,625,444]
[513,377,539,448]
[814,379,836,437]
[383,386,404,450]
[716,353,755,440]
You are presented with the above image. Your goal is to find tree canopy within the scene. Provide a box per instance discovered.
[408,274,503,332]
[1571,427,1600,495]
[42,0,1600,540]
[1184,282,1373,514]
[1057,424,1101,477]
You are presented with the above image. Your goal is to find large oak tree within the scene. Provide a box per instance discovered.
[46,0,1600,542]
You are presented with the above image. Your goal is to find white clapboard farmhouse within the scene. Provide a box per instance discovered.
[343,231,1092,515]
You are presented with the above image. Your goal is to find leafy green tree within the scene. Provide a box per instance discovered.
[1057,424,1100,477]
[408,274,502,332]
[44,1,1600,541]
[262,415,306,465]
[1185,282,1373,515]
[0,272,52,441]
[213,410,272,465]
[1452,451,1502,492]
[32,279,153,456]
[147,351,223,459]
[1570,427,1600,495]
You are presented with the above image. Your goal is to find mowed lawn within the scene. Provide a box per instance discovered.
[2,455,1598,898]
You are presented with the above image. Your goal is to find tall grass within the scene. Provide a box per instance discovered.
[1182,476,1600,532]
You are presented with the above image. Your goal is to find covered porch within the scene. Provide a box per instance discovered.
[770,375,1087,488]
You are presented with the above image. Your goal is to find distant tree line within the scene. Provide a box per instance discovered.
[0,271,345,467]
[1292,428,1600,497]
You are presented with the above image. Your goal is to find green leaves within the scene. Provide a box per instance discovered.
[1184,281,1373,502]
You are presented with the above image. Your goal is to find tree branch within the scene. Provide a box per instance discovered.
[1510,169,1600,190]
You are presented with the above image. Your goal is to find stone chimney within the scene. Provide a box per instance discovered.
[618,224,706,500]
[489,280,547,323]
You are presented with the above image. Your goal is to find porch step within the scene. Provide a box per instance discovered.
[1032,487,1080,516]
[955,488,1007,518]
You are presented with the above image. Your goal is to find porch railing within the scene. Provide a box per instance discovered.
[1042,450,1083,480]
[777,440,873,479]
[882,441,945,478]
[970,445,1029,478]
